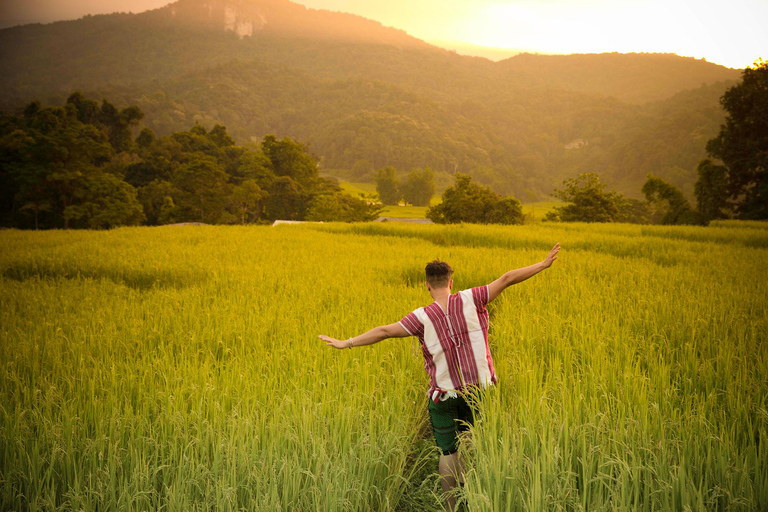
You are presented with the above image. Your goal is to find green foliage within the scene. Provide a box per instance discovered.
[62,171,145,228]
[642,175,707,225]
[305,193,382,222]
[135,127,155,149]
[375,166,401,205]
[615,197,653,224]
[401,167,435,207]
[694,159,730,220]
[427,173,523,225]
[262,135,318,186]
[1,94,378,228]
[0,95,142,229]
[208,124,235,148]
[170,154,231,224]
[229,179,267,225]
[137,179,176,226]
[546,173,624,222]
[266,176,307,221]
[705,60,768,219]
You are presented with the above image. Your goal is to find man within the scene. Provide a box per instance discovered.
[319,243,560,511]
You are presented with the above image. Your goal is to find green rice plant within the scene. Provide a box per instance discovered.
[0,221,765,511]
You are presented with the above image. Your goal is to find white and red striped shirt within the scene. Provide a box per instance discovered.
[400,285,497,402]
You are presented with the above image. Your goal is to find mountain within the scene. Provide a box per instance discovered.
[497,52,738,104]
[0,0,742,198]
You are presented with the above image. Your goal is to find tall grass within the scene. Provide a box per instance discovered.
[0,222,766,510]
[0,227,433,510]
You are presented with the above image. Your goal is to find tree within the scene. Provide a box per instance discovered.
[171,154,231,223]
[18,199,51,230]
[615,198,652,224]
[228,179,266,224]
[172,123,220,156]
[427,173,523,225]
[208,124,235,148]
[546,173,623,222]
[375,166,400,205]
[261,135,318,186]
[138,179,177,225]
[66,92,100,125]
[485,197,524,225]
[267,176,306,221]
[402,167,435,206]
[135,128,156,149]
[642,175,707,225]
[705,59,768,219]
[305,193,381,222]
[97,99,144,153]
[230,150,273,189]
[62,171,145,229]
[1,100,119,228]
[694,159,730,220]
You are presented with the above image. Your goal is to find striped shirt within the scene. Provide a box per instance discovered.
[400,286,497,402]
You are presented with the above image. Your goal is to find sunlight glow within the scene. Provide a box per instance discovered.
[295,0,767,69]
[1,0,765,68]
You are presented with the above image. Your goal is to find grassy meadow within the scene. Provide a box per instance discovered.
[1,221,767,511]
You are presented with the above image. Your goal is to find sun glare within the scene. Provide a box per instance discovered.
[439,0,765,68]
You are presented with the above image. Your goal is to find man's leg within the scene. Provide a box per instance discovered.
[438,452,462,512]
[429,396,472,511]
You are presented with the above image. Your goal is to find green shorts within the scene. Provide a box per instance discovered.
[428,395,476,455]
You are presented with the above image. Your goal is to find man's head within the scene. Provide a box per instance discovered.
[425,260,453,291]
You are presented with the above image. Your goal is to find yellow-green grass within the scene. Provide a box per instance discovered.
[379,205,431,219]
[338,180,377,198]
[1,222,767,511]
[378,201,560,221]
[711,219,768,230]
[520,201,564,222]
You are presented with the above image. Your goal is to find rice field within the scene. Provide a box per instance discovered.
[379,205,431,219]
[1,221,766,511]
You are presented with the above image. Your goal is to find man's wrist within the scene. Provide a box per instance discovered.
[348,338,354,349]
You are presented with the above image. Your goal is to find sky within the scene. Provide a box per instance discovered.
[0,0,765,69]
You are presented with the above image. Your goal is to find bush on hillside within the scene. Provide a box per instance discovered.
[427,173,523,225]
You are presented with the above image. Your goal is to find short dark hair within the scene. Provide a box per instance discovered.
[425,260,453,287]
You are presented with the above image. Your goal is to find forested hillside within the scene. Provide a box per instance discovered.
[0,0,741,198]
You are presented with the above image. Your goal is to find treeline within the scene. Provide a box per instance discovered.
[542,173,705,225]
[0,93,379,229]
[545,61,768,224]
[107,64,732,199]
[430,61,767,227]
[3,61,762,230]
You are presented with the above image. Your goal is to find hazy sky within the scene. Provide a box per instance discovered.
[1,0,765,68]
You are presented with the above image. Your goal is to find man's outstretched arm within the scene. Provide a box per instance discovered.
[487,243,560,302]
[320,322,411,350]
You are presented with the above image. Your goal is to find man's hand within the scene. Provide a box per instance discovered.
[542,243,560,268]
[319,335,349,349]
[488,242,562,301]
